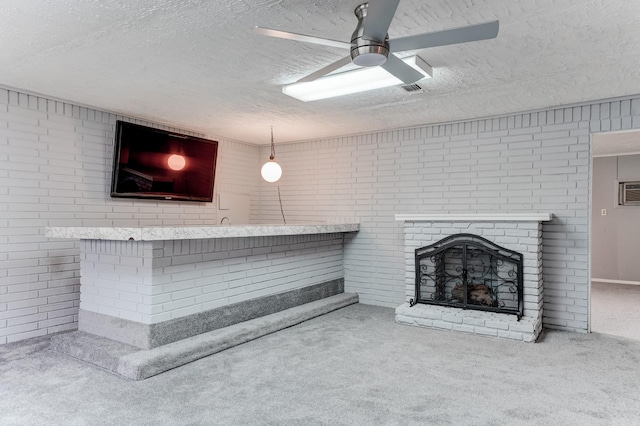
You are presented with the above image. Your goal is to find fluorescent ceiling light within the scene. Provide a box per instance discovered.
[282,55,432,102]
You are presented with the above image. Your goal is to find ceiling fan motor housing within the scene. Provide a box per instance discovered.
[350,3,389,67]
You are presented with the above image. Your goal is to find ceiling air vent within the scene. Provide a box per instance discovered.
[401,83,423,93]
[619,181,640,206]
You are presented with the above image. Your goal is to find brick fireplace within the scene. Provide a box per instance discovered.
[395,213,552,342]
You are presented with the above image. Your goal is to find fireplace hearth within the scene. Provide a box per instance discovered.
[411,234,523,320]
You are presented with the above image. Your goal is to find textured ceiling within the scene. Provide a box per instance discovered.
[1,0,639,144]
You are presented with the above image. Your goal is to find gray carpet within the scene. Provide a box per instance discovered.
[591,281,640,341]
[1,304,640,425]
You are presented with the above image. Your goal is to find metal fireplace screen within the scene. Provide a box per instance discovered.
[411,233,523,320]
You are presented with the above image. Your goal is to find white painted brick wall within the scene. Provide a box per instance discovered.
[2,86,639,342]
[79,234,344,324]
[0,88,259,344]
[257,97,640,333]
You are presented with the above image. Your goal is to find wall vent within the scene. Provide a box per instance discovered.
[619,181,640,205]
[401,83,423,93]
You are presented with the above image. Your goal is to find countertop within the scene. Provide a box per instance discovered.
[45,223,360,241]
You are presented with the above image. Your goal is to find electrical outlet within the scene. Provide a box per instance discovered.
[601,209,607,216]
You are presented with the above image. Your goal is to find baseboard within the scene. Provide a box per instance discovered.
[591,278,640,286]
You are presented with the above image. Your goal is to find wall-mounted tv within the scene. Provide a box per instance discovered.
[111,121,218,202]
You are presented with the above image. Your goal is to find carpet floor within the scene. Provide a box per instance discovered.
[1,304,640,425]
[591,281,640,341]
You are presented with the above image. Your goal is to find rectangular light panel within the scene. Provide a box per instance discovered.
[282,55,432,102]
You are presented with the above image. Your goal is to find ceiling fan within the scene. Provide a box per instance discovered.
[253,0,499,85]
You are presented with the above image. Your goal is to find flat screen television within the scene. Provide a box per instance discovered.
[111,121,218,202]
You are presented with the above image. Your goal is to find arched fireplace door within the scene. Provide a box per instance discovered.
[412,233,524,320]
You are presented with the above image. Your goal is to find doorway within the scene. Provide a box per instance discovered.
[590,130,640,340]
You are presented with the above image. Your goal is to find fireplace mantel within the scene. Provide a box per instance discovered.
[395,213,552,222]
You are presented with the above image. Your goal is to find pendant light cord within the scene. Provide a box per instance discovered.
[270,126,276,160]
[278,185,286,225]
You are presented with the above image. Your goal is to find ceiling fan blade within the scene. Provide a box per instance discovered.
[253,26,350,50]
[297,55,353,83]
[362,0,400,41]
[388,20,499,53]
[381,54,424,84]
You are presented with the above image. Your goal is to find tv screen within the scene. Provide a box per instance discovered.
[111,121,218,202]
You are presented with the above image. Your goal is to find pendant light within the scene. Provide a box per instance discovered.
[261,126,282,183]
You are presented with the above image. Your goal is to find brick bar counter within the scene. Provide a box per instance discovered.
[45,224,359,349]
